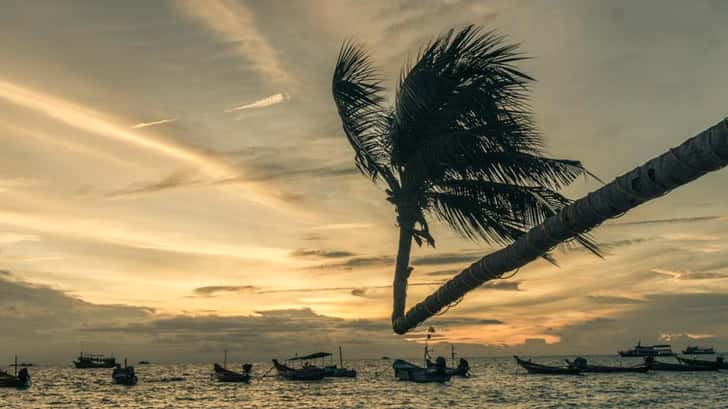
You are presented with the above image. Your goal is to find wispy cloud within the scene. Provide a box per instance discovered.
[225,93,289,113]
[131,118,177,129]
[176,0,291,85]
[0,80,295,212]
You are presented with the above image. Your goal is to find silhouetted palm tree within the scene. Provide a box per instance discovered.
[332,26,600,328]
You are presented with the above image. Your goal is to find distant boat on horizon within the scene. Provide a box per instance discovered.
[74,352,116,369]
[682,346,715,355]
[618,341,675,357]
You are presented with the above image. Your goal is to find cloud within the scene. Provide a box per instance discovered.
[225,93,289,113]
[608,216,724,227]
[651,268,728,281]
[478,281,522,291]
[412,251,481,266]
[192,285,258,296]
[105,169,203,198]
[0,80,292,211]
[290,248,356,258]
[0,232,40,244]
[131,118,177,129]
[176,0,290,85]
[586,295,645,304]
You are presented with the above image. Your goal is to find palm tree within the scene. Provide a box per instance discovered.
[332,26,601,331]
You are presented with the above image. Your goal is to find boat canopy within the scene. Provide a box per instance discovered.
[288,352,332,361]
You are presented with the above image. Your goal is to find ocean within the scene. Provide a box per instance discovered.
[2,356,727,408]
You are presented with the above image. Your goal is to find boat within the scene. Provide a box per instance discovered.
[74,352,116,368]
[0,356,31,388]
[566,357,649,373]
[138,360,151,365]
[112,359,138,385]
[677,356,728,370]
[618,341,675,357]
[682,346,715,355]
[644,357,718,372]
[514,356,581,375]
[272,355,326,381]
[213,350,251,383]
[393,359,452,383]
[323,346,356,378]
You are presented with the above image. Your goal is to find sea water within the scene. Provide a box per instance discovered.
[2,356,728,408]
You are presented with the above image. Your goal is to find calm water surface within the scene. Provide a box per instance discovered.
[2,356,728,408]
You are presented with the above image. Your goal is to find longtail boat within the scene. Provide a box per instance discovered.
[566,357,649,373]
[676,356,727,370]
[272,356,326,381]
[112,359,137,385]
[644,357,718,372]
[213,351,252,383]
[514,356,581,375]
[393,359,451,383]
[0,356,31,388]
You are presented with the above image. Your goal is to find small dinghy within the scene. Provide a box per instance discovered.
[112,359,138,385]
[677,356,727,370]
[393,358,452,383]
[645,357,718,372]
[514,356,581,375]
[566,357,649,373]
[272,359,326,381]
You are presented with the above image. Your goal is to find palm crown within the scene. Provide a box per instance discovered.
[333,26,600,256]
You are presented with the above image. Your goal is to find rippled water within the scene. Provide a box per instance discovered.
[2,356,728,408]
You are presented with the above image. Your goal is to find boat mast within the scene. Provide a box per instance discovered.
[339,346,343,368]
[14,355,17,377]
[224,349,228,370]
[451,345,456,367]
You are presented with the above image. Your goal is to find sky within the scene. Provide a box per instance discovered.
[1,0,728,364]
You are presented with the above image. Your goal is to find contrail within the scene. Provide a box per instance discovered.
[131,118,177,129]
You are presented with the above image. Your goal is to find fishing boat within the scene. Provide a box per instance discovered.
[213,350,251,383]
[514,356,581,375]
[0,356,31,388]
[644,357,718,372]
[138,360,151,365]
[682,346,715,355]
[566,357,649,373]
[677,356,727,370]
[272,354,326,381]
[112,359,138,385]
[74,352,116,368]
[323,346,356,378]
[393,358,452,383]
[618,341,675,357]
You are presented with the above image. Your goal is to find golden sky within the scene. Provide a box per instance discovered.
[1,0,727,362]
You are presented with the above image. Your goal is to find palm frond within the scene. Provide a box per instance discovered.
[332,41,394,185]
[427,179,602,257]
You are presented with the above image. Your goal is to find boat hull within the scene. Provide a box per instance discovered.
[272,360,326,381]
[514,356,581,375]
[677,357,728,370]
[213,364,251,383]
[393,360,452,383]
[646,359,718,372]
[324,366,357,378]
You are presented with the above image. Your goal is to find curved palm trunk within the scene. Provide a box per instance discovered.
[392,220,415,323]
[393,118,728,334]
